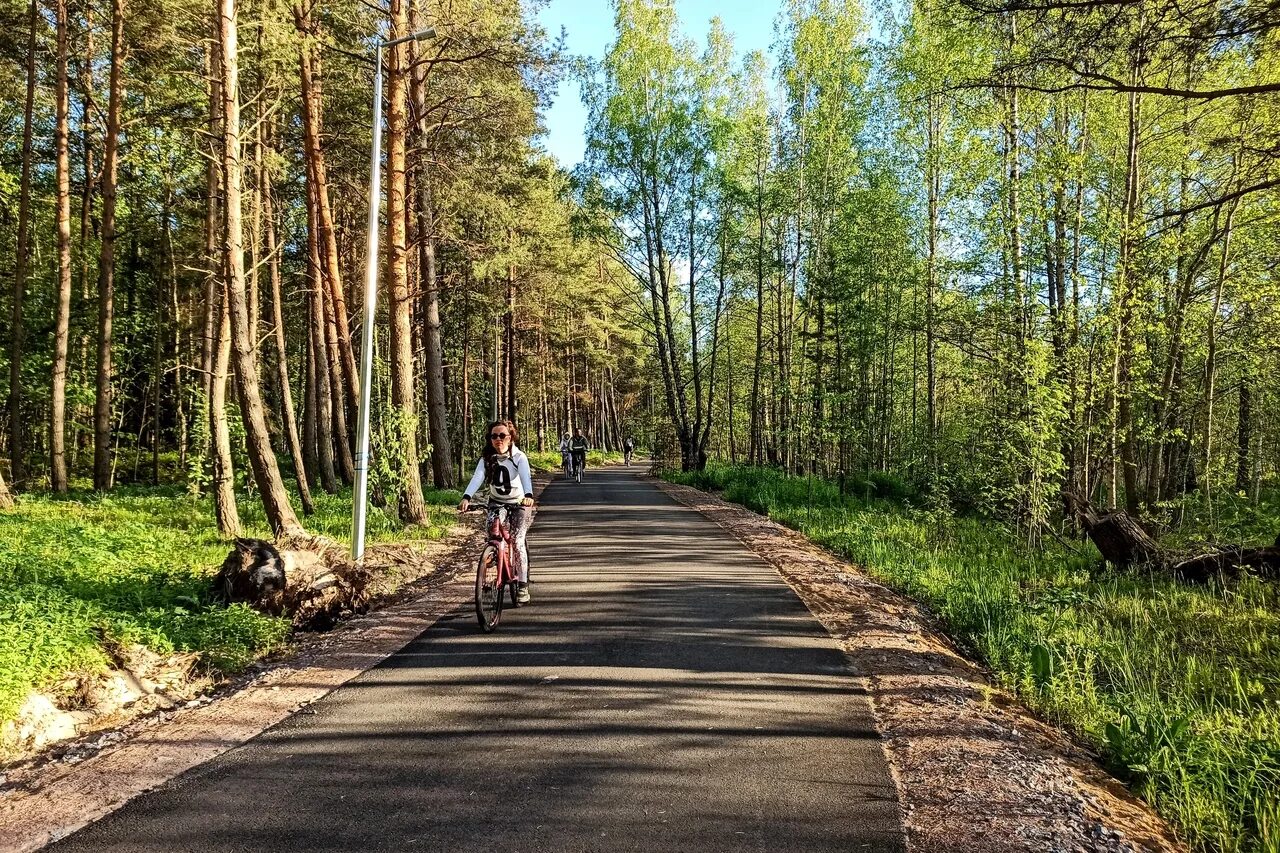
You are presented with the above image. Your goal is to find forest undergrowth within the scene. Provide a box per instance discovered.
[0,449,597,746]
[0,481,461,732]
[664,464,1280,853]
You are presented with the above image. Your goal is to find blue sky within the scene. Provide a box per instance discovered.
[535,0,782,168]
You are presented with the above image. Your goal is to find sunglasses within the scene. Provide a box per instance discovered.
[490,432,510,440]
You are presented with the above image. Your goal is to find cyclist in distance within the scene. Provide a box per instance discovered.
[558,431,572,475]
[569,428,589,479]
[624,435,636,466]
[458,420,535,603]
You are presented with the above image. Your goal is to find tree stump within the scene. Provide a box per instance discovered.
[214,537,372,628]
[1082,511,1162,568]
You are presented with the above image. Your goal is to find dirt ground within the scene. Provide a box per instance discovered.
[650,476,1185,853]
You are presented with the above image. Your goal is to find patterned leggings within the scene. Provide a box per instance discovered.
[496,504,533,583]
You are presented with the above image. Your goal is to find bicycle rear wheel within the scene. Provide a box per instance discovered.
[475,544,503,631]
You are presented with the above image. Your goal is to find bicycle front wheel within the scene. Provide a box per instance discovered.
[475,544,503,631]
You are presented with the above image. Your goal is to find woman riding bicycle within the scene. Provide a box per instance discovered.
[458,420,535,603]
[558,432,572,475]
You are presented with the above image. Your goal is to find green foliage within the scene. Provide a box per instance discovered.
[0,483,458,729]
[665,464,1280,852]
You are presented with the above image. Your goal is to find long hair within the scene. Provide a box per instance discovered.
[481,420,519,467]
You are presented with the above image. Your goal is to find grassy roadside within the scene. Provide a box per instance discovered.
[0,485,459,735]
[525,449,622,474]
[662,464,1280,853]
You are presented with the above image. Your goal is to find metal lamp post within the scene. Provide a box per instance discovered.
[352,25,437,563]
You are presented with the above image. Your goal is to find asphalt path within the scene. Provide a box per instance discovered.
[48,465,904,852]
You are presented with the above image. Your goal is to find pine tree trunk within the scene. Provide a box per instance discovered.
[303,329,319,487]
[93,0,126,491]
[211,278,241,536]
[263,168,314,514]
[504,263,517,422]
[385,0,428,524]
[9,0,38,487]
[51,0,73,493]
[408,31,456,488]
[201,48,221,430]
[295,4,358,407]
[219,0,303,538]
[306,190,338,493]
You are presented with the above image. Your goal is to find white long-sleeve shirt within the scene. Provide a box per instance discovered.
[462,447,533,505]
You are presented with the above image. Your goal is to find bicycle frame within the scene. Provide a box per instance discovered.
[487,505,515,586]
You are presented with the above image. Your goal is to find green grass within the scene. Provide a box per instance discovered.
[0,483,459,734]
[663,464,1280,853]
[526,449,623,472]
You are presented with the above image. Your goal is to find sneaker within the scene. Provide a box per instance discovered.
[516,582,531,605]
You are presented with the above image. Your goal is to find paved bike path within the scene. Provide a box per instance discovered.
[48,466,904,852]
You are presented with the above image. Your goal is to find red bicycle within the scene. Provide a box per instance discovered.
[472,502,524,631]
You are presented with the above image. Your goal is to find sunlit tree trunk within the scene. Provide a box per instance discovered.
[306,179,338,493]
[93,0,126,490]
[51,0,73,493]
[263,156,314,514]
[1115,81,1143,515]
[8,0,38,487]
[211,275,241,536]
[295,2,358,408]
[407,13,456,487]
[219,0,303,538]
[385,0,428,523]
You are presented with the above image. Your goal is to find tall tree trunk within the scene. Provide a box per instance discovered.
[1235,313,1254,492]
[504,262,517,422]
[306,177,338,493]
[219,0,303,538]
[51,0,73,493]
[385,0,428,523]
[9,0,38,487]
[201,47,221,430]
[295,3,358,409]
[925,93,939,474]
[1116,80,1143,515]
[303,327,319,486]
[93,0,126,491]
[211,275,240,536]
[263,159,314,514]
[749,174,765,466]
[408,21,456,487]
[1202,198,1236,492]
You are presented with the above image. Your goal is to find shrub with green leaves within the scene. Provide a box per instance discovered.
[0,484,457,730]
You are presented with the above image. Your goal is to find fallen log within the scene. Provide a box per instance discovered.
[213,537,372,628]
[1169,540,1280,583]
